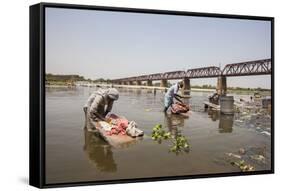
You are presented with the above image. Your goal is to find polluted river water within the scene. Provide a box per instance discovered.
[45,86,271,184]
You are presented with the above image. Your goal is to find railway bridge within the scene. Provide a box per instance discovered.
[110,59,271,95]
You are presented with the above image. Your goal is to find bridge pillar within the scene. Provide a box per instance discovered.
[122,82,126,85]
[216,76,227,96]
[182,77,190,95]
[160,79,168,87]
[136,81,142,86]
[147,80,152,86]
[128,81,133,85]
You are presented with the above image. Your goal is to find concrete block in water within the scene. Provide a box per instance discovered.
[262,97,271,109]
[220,96,234,114]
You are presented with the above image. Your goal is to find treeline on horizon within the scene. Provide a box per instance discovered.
[190,84,270,91]
[45,73,270,91]
[45,73,110,83]
[46,73,86,82]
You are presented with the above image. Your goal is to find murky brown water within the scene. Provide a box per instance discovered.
[45,86,271,184]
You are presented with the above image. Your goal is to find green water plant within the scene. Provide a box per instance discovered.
[152,124,171,142]
[230,160,254,172]
[151,124,189,154]
[169,134,189,154]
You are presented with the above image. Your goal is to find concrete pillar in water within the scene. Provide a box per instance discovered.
[147,80,152,86]
[219,114,234,133]
[220,96,234,114]
[216,76,227,96]
[136,81,142,86]
[182,77,191,95]
[160,79,168,87]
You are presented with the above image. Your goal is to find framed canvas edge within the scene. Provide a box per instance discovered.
[29,2,275,189]
[29,3,44,188]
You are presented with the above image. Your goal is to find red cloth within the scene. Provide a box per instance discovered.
[106,116,129,136]
[171,102,190,114]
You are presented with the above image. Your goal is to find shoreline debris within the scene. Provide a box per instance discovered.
[225,146,268,172]
[230,160,255,172]
[250,155,266,164]
[225,152,242,159]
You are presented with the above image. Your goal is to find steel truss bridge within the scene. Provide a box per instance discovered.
[111,59,271,83]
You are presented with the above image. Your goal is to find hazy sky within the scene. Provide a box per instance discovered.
[46,8,271,88]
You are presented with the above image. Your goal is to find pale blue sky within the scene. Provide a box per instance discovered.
[46,8,271,88]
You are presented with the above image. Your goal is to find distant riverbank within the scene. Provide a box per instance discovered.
[46,83,270,96]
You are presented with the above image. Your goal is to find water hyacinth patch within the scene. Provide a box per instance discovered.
[151,124,189,154]
[169,134,190,154]
[152,124,172,142]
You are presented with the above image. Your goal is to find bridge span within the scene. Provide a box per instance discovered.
[110,59,271,95]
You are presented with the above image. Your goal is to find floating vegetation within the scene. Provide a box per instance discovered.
[151,124,189,154]
[230,160,254,172]
[169,134,189,154]
[152,124,171,143]
[224,146,270,172]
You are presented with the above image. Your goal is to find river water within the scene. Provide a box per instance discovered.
[45,86,271,184]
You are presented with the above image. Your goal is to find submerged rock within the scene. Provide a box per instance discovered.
[260,131,271,136]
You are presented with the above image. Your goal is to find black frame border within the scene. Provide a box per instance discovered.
[29,2,274,188]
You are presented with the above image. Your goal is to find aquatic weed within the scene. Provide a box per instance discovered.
[169,134,190,154]
[151,124,189,154]
[152,124,171,142]
[230,160,254,172]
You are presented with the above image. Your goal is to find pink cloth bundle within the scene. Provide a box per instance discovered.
[106,114,129,136]
[171,102,190,114]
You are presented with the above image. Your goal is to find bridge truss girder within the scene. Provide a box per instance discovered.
[222,59,271,77]
[110,59,271,83]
